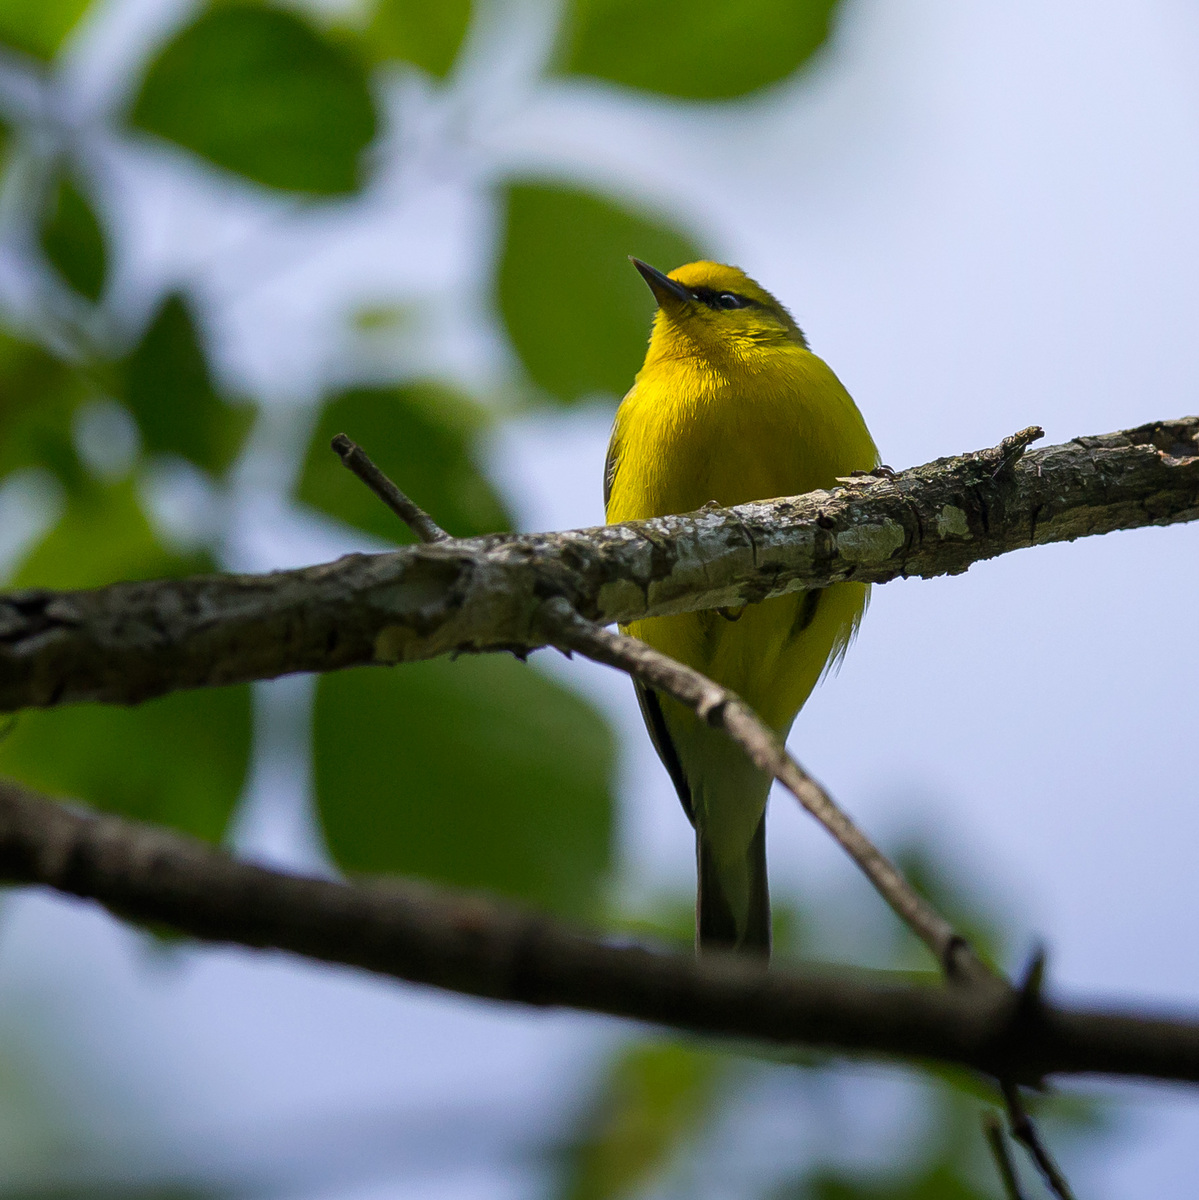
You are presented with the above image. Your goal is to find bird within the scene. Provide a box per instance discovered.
[604,259,878,957]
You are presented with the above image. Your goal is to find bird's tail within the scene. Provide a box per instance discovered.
[696,811,771,957]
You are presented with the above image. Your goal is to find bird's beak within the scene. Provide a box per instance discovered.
[630,258,692,308]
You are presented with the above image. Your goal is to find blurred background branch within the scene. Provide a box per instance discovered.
[2,776,1199,1093]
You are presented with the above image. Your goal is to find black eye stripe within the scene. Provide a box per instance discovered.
[690,286,754,310]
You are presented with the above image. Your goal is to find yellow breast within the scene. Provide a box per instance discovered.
[605,341,877,731]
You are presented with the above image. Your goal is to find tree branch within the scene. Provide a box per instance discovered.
[984,1113,1029,1200]
[0,417,1194,712]
[331,433,450,544]
[1002,1081,1077,1200]
[2,778,1199,1087]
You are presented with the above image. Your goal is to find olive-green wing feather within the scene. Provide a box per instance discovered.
[603,424,620,511]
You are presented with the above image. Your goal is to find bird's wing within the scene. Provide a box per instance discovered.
[606,399,695,822]
[634,682,695,826]
[603,425,620,510]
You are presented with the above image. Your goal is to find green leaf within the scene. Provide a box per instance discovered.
[2,482,248,842]
[559,0,840,99]
[795,1164,992,1200]
[39,173,108,301]
[498,182,702,402]
[12,477,208,590]
[313,657,614,917]
[124,293,251,476]
[0,684,251,843]
[366,0,471,76]
[889,844,1007,976]
[0,0,91,61]
[0,331,92,491]
[130,4,377,195]
[296,384,511,544]
[560,1041,728,1200]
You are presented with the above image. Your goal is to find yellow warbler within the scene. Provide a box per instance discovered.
[604,260,878,956]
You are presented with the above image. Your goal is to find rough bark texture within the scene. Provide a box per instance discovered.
[2,779,1197,1087]
[0,418,1194,712]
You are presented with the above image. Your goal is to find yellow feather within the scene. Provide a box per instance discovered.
[605,260,878,955]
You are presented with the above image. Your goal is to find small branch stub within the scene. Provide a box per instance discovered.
[331,433,450,544]
[988,425,1045,476]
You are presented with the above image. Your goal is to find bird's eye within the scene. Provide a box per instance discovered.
[716,293,743,309]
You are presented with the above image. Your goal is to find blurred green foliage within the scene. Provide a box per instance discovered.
[11,479,206,589]
[0,333,92,491]
[131,5,377,195]
[559,0,840,99]
[499,183,702,402]
[562,1041,728,1200]
[122,294,251,476]
[38,173,107,302]
[783,1164,993,1199]
[0,0,91,61]
[314,656,614,917]
[297,383,511,543]
[365,0,472,76]
[0,684,251,843]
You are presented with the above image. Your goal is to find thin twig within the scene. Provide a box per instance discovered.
[1002,1081,1076,1200]
[331,437,1068,1171]
[537,597,994,987]
[328,430,990,984]
[984,1112,1028,1200]
[330,433,450,544]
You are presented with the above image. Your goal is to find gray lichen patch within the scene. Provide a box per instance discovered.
[936,505,972,539]
[835,519,905,564]
[596,576,648,622]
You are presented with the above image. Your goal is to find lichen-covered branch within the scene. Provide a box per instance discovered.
[1,778,1198,1087]
[0,418,1194,712]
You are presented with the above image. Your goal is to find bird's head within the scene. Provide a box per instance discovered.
[632,259,808,368]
